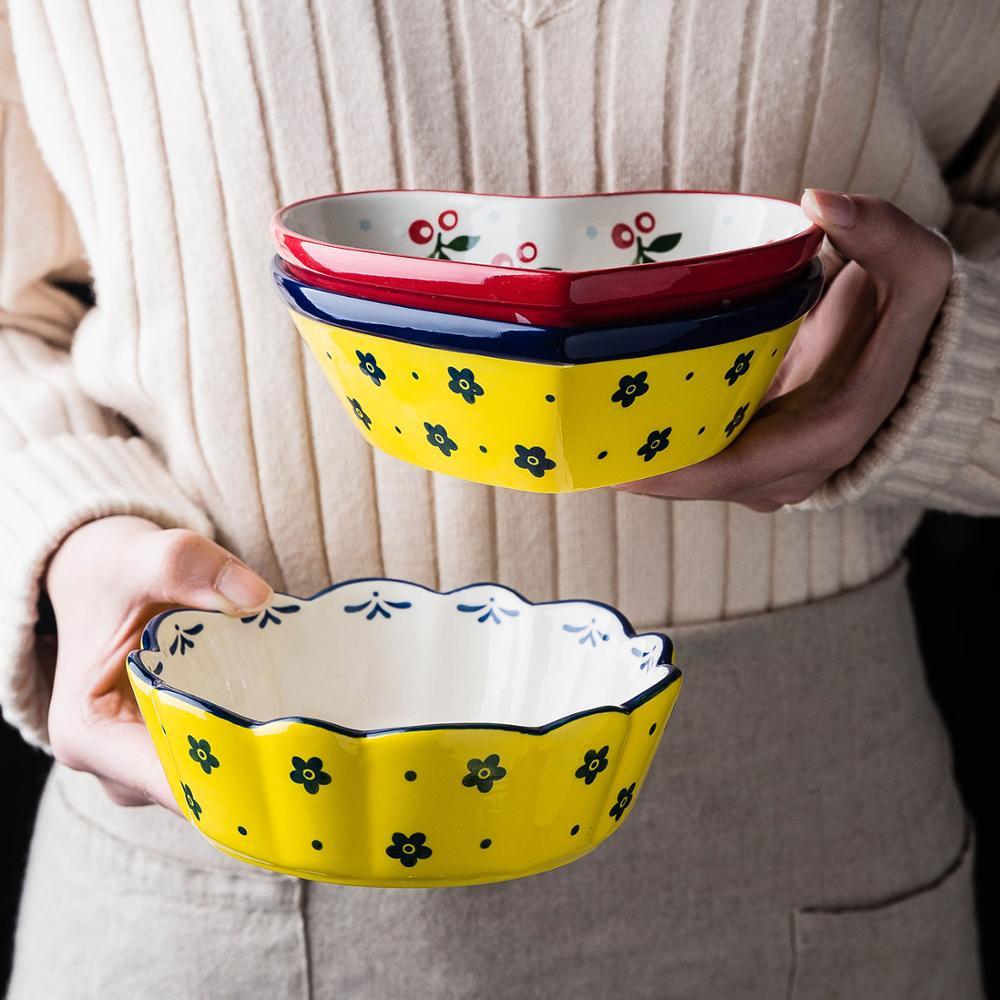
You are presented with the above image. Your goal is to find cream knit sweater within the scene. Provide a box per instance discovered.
[2,0,999,748]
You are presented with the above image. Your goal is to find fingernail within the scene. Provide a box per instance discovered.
[216,560,272,612]
[803,188,856,228]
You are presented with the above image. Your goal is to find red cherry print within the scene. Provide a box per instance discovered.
[517,241,538,263]
[438,209,458,231]
[408,218,434,245]
[492,252,514,267]
[611,223,634,248]
[635,211,655,233]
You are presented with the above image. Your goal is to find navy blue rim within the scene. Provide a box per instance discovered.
[272,256,824,365]
[129,578,680,739]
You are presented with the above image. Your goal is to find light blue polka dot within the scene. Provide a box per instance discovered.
[586,225,598,239]
[488,209,500,222]
[721,214,734,226]
[359,218,372,231]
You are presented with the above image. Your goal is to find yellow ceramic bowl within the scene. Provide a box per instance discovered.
[274,259,822,493]
[128,580,682,887]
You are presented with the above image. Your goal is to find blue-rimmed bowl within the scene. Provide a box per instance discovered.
[127,579,682,887]
[274,256,823,363]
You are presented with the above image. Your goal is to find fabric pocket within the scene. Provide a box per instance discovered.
[788,827,982,1000]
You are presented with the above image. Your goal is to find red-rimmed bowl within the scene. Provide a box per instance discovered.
[273,189,822,327]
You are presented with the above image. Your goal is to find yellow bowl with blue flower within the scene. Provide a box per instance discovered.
[128,579,681,887]
[273,257,822,493]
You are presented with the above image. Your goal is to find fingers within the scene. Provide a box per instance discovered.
[142,528,273,615]
[801,190,953,305]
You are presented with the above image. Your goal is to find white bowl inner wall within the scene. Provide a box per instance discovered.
[143,584,671,731]
[283,191,810,271]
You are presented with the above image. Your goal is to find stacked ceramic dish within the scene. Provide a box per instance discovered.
[271,189,824,492]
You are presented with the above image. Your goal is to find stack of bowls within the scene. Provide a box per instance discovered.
[272,189,823,493]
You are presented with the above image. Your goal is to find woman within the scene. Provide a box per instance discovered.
[1,1,997,996]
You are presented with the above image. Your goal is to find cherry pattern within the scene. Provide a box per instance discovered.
[611,211,682,264]
[407,209,480,260]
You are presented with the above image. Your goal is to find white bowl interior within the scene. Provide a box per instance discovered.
[282,191,811,272]
[139,581,673,731]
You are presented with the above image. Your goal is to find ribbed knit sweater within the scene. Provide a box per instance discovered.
[2,0,1000,747]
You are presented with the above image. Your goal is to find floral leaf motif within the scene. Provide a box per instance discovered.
[724,351,754,387]
[289,755,331,794]
[631,645,659,671]
[344,591,413,620]
[443,235,479,252]
[637,427,672,462]
[386,831,433,868]
[609,782,636,822]
[182,783,202,821]
[447,366,484,404]
[645,233,682,254]
[168,623,204,656]
[563,619,610,647]
[187,736,220,775]
[462,753,507,793]
[611,371,649,408]
[241,604,301,628]
[356,350,386,386]
[457,600,521,625]
[575,745,610,785]
[348,397,372,430]
[725,404,750,438]
[424,422,458,457]
[513,444,556,479]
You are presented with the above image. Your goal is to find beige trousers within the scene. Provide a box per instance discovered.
[7,563,982,999]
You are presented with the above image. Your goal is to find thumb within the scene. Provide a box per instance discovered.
[800,189,951,297]
[141,528,273,615]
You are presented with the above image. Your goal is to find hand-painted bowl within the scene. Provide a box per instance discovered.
[127,580,682,888]
[273,189,822,326]
[273,258,823,493]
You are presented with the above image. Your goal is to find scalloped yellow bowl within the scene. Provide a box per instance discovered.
[128,579,682,887]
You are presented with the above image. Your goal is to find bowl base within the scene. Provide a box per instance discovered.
[205,833,606,888]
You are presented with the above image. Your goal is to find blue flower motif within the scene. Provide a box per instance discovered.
[563,619,611,647]
[611,371,649,408]
[724,351,754,386]
[425,422,458,456]
[514,444,556,479]
[725,404,749,438]
[241,603,301,628]
[348,397,372,430]
[637,427,671,462]
[609,782,636,822]
[187,736,220,775]
[575,745,609,784]
[462,754,507,793]
[168,623,204,656]
[356,350,386,386]
[344,590,413,620]
[631,645,659,671]
[182,783,202,821]
[386,831,433,868]
[457,597,521,624]
[289,755,331,795]
[447,366,484,404]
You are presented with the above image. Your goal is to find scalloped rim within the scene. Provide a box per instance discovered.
[128,578,680,738]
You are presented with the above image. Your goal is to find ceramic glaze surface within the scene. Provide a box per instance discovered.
[272,255,824,364]
[287,309,805,492]
[280,190,811,270]
[127,581,682,887]
[274,189,823,326]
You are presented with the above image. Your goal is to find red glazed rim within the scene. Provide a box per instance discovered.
[273,187,821,277]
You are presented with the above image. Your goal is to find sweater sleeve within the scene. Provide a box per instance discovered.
[0,9,212,747]
[804,99,1000,515]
